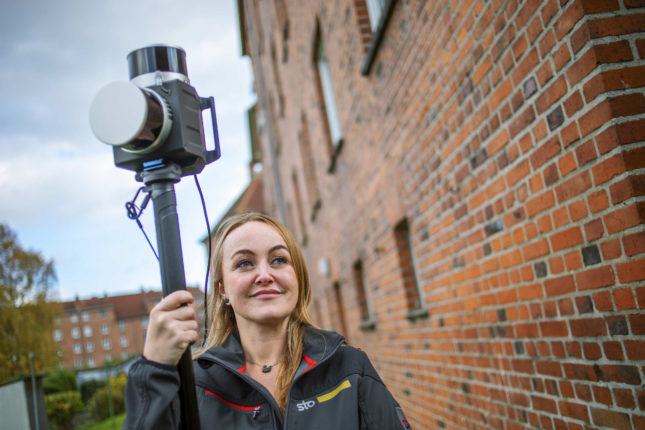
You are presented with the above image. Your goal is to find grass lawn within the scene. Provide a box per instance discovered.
[76,413,125,430]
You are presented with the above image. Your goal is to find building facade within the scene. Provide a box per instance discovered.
[54,288,203,370]
[236,0,645,428]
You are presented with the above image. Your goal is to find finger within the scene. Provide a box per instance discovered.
[156,290,195,311]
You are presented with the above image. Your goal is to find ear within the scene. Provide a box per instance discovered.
[218,281,226,298]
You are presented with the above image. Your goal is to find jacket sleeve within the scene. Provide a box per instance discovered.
[123,357,182,430]
[357,353,413,430]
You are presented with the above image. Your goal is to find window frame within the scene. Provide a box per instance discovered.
[360,0,398,76]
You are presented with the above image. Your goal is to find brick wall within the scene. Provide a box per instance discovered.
[239,0,645,428]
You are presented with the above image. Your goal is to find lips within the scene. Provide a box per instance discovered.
[251,289,281,298]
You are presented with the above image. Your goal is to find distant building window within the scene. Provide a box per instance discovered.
[87,357,95,367]
[57,349,63,358]
[71,327,80,339]
[100,309,107,318]
[365,0,385,31]
[121,352,128,359]
[105,353,112,362]
[75,359,82,369]
[53,329,62,342]
[101,323,109,335]
[70,314,78,323]
[120,336,128,347]
[141,316,148,328]
[394,218,428,321]
[86,342,94,352]
[315,29,343,152]
[353,260,375,330]
[81,311,89,322]
[118,321,126,331]
[103,339,111,350]
[74,343,82,354]
[83,326,92,337]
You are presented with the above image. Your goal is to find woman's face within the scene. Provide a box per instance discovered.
[219,221,299,328]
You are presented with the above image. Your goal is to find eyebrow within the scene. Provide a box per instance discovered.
[230,244,289,259]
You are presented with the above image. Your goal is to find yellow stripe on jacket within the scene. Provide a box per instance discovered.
[317,380,352,403]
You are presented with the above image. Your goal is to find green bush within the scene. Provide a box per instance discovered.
[80,378,106,404]
[43,368,77,394]
[87,373,127,422]
[45,390,83,430]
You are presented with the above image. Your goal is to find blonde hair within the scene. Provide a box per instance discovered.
[196,211,316,413]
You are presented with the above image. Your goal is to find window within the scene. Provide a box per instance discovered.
[103,338,111,350]
[141,316,148,328]
[85,342,94,352]
[333,282,349,338]
[299,112,322,219]
[353,260,375,329]
[291,170,307,244]
[105,353,112,362]
[121,351,129,359]
[83,326,92,337]
[71,327,80,339]
[100,309,107,318]
[74,343,82,354]
[356,0,398,75]
[81,311,89,322]
[394,218,428,320]
[87,357,95,367]
[120,336,128,347]
[315,26,344,157]
[53,329,62,342]
[70,314,78,323]
[365,0,385,31]
[101,323,109,335]
[75,359,82,369]
[118,320,125,331]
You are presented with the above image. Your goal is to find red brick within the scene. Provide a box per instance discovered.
[617,258,645,283]
[545,274,575,297]
[630,313,645,334]
[594,40,634,63]
[588,189,609,213]
[536,75,568,114]
[567,47,598,88]
[600,238,623,261]
[555,170,592,203]
[625,340,645,360]
[575,139,596,166]
[530,135,562,169]
[604,203,644,234]
[579,100,613,138]
[598,364,642,385]
[551,227,584,251]
[593,153,626,185]
[613,388,636,409]
[554,0,585,40]
[593,385,613,406]
[554,43,572,72]
[576,266,615,291]
[592,291,613,311]
[569,317,607,337]
[584,219,604,241]
[617,118,645,145]
[613,288,637,310]
[587,13,645,38]
[581,0,620,12]
[603,341,625,360]
[623,230,645,256]
[591,407,633,430]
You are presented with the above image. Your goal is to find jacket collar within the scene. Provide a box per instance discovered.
[197,325,345,371]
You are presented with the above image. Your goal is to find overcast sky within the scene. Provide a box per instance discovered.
[0,0,255,301]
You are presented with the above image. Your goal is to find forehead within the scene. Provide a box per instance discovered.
[222,221,287,255]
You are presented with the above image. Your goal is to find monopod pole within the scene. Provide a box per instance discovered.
[141,163,200,430]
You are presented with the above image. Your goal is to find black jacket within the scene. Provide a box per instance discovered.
[124,326,412,429]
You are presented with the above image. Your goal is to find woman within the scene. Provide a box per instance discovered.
[124,211,412,429]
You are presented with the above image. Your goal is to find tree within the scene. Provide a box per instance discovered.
[43,368,77,394]
[0,223,60,384]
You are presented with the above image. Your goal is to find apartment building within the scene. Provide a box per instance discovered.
[54,288,203,370]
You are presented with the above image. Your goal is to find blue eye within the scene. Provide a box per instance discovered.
[272,256,288,265]
[235,259,252,269]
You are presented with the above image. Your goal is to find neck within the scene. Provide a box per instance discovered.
[237,319,289,366]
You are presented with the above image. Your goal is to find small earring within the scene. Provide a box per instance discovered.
[224,297,230,305]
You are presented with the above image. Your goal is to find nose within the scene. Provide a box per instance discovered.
[254,261,274,285]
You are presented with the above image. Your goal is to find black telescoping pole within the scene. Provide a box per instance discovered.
[142,163,200,430]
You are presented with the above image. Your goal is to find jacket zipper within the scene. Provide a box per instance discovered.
[283,340,345,428]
